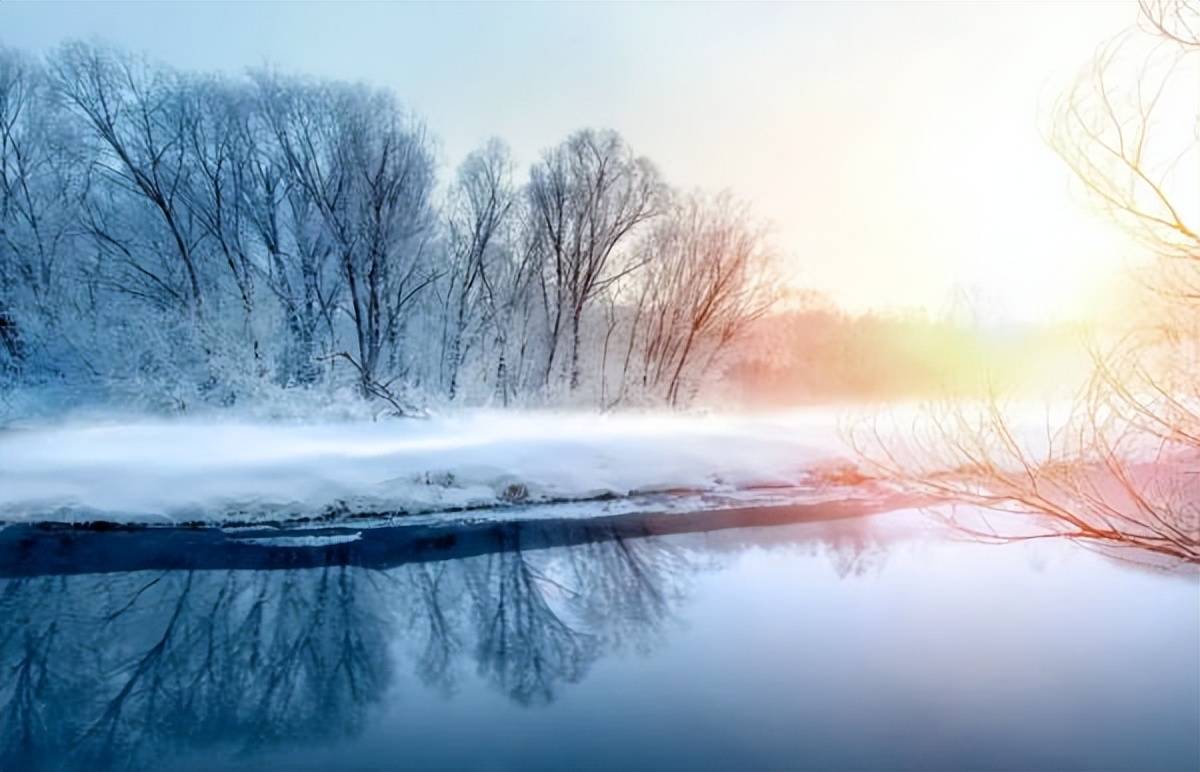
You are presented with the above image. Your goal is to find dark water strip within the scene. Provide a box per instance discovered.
[0,494,916,578]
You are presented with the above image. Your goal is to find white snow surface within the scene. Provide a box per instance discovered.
[0,409,850,524]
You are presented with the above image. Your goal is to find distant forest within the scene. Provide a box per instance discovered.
[0,42,1061,415]
[0,42,788,412]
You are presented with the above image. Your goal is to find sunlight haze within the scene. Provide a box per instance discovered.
[1,1,1146,320]
[1,4,1198,768]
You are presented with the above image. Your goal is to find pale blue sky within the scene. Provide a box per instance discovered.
[1,1,1141,320]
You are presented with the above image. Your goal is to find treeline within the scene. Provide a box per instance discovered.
[727,299,1092,404]
[0,42,776,412]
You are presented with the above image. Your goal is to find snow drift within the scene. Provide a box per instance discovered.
[0,410,850,525]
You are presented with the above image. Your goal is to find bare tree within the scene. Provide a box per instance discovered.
[1049,24,1198,285]
[178,77,264,364]
[630,191,778,406]
[2,42,783,411]
[243,80,340,385]
[856,0,1200,563]
[527,129,663,393]
[255,76,438,397]
[0,48,85,373]
[442,138,515,401]
[1140,0,1200,46]
[0,49,41,370]
[51,43,206,317]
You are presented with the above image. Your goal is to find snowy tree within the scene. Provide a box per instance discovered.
[526,130,664,394]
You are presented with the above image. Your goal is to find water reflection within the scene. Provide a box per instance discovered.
[4,505,1191,772]
[5,506,856,771]
[0,566,389,770]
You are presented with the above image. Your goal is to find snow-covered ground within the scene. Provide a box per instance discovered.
[0,410,855,525]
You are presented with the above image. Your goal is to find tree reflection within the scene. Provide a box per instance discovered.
[0,522,703,770]
[0,566,392,771]
[465,540,598,705]
[0,509,900,770]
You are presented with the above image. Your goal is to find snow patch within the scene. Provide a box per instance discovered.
[236,532,363,548]
[0,409,848,525]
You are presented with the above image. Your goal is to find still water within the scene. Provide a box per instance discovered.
[1,507,1197,771]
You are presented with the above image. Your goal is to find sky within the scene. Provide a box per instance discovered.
[0,1,1149,323]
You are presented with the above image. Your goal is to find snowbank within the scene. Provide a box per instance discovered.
[0,410,849,525]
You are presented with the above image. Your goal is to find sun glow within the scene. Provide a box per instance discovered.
[672,2,1156,327]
